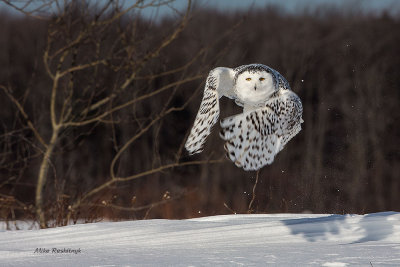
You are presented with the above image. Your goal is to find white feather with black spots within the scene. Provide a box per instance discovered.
[185,64,303,171]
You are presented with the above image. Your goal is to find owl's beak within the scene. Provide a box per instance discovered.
[254,85,257,91]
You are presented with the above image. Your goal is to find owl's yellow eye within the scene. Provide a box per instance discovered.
[259,77,265,81]
[245,78,251,81]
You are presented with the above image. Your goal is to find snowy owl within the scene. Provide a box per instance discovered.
[185,64,303,171]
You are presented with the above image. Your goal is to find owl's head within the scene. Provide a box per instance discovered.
[234,67,277,105]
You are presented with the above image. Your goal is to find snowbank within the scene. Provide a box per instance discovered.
[1,212,399,266]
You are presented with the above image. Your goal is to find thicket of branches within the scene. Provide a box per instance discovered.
[0,1,399,228]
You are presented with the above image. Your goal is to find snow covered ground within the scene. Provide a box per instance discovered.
[1,212,399,266]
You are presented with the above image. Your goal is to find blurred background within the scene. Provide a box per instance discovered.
[0,0,399,227]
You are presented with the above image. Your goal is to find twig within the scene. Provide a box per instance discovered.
[248,170,260,213]
[65,75,202,127]
[223,202,236,214]
[0,85,47,148]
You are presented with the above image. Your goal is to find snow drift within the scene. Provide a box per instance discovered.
[1,212,399,266]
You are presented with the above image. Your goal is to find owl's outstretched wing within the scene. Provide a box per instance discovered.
[220,90,303,171]
[185,67,235,155]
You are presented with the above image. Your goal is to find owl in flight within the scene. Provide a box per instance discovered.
[185,64,303,171]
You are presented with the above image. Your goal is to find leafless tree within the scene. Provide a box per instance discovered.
[0,0,227,228]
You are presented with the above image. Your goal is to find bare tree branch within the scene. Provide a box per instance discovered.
[0,85,47,148]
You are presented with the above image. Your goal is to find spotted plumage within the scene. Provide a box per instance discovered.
[185,64,303,171]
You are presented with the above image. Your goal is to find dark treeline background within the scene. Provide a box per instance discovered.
[1,3,399,223]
